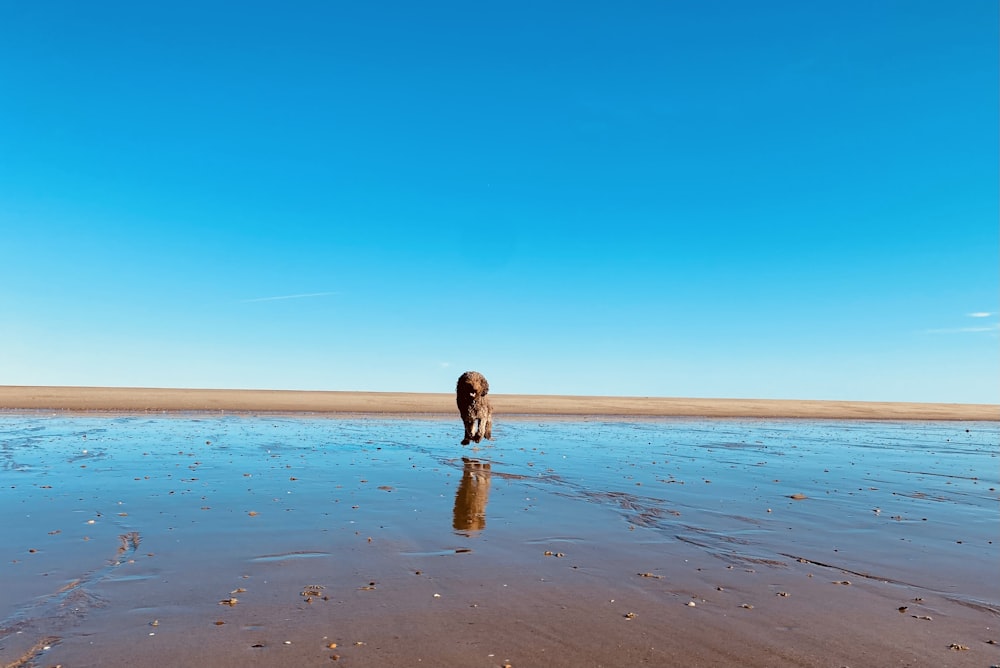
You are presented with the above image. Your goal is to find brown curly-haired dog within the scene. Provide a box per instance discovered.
[456,371,493,445]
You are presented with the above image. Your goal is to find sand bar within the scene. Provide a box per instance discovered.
[1,385,997,420]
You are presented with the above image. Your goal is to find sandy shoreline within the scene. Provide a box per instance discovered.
[1,385,996,420]
[3,414,997,667]
[1,413,997,667]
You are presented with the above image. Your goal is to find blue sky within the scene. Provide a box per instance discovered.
[1,1,997,403]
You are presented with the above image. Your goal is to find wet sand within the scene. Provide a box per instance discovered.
[1,385,997,420]
[1,404,997,667]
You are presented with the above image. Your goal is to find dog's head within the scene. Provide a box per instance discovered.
[457,371,489,399]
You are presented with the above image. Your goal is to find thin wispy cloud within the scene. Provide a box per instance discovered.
[924,323,1000,334]
[241,291,338,303]
[924,311,1000,334]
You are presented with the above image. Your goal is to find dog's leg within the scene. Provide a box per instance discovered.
[462,417,473,445]
[483,415,492,441]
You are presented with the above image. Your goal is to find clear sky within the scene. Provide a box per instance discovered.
[1,1,997,403]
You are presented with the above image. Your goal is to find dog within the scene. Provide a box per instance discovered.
[456,371,493,445]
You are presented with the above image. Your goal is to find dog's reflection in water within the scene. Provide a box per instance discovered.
[453,457,492,535]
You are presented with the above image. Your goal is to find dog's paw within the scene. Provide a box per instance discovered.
[461,438,471,445]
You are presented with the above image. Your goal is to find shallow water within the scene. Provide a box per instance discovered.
[1,414,997,663]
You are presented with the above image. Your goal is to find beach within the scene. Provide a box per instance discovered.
[1,385,997,420]
[1,388,997,667]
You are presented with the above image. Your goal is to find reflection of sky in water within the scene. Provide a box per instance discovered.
[1,415,996,609]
